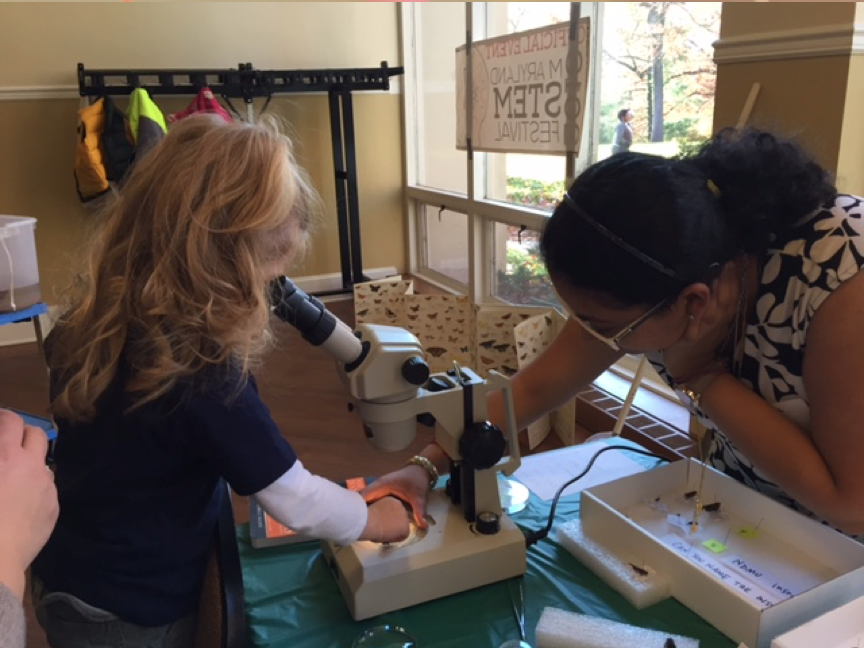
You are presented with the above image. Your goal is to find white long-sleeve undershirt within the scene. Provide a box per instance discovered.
[254,460,368,545]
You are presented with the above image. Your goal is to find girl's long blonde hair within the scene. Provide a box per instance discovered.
[50,114,316,422]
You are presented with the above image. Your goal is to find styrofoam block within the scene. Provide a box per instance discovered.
[557,517,670,609]
[536,607,699,648]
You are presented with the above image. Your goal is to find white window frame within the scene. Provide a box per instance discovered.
[402,2,603,297]
[400,1,681,409]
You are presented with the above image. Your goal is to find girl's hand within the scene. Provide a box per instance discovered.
[359,496,411,544]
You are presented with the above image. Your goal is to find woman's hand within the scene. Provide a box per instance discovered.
[661,259,743,382]
[362,464,432,529]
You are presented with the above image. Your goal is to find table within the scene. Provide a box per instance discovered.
[239,441,736,648]
[0,301,48,358]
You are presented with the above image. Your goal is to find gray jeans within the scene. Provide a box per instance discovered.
[31,577,196,648]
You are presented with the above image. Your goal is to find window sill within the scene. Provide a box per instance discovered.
[577,370,699,461]
[593,369,690,432]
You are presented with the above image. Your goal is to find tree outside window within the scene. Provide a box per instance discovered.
[496,2,719,307]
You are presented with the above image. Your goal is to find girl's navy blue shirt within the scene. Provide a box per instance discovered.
[32,359,296,626]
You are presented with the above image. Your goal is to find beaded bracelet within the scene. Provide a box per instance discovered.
[405,455,439,490]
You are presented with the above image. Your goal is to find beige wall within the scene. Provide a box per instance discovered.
[714,2,864,192]
[0,2,404,305]
[836,2,864,193]
[713,56,850,169]
[719,1,855,39]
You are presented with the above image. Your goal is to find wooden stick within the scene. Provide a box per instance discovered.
[612,355,650,436]
[736,82,761,129]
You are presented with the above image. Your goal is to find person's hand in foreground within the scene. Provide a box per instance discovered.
[0,410,59,600]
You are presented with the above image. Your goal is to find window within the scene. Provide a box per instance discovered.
[404,2,719,299]
[492,223,558,308]
[402,2,720,410]
[413,2,467,195]
[421,205,470,285]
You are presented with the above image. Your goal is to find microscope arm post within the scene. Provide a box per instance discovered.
[486,370,521,477]
[422,370,521,523]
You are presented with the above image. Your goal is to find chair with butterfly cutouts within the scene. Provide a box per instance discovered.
[194,479,247,648]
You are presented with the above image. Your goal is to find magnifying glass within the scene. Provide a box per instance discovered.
[352,625,417,648]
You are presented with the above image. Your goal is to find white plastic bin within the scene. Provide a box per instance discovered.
[0,216,41,313]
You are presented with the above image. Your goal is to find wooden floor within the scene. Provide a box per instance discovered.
[2,297,582,648]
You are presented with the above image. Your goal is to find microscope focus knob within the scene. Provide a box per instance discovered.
[401,356,430,385]
[475,511,500,535]
[459,421,506,470]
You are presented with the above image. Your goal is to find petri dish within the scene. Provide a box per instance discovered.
[498,475,530,515]
[352,625,417,648]
[380,519,428,550]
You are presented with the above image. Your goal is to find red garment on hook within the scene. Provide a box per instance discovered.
[168,87,233,124]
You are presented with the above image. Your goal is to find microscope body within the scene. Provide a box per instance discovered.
[346,323,521,527]
[271,278,527,619]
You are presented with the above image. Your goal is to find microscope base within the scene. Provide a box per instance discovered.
[321,488,527,620]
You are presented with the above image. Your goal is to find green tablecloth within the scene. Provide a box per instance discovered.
[239,443,736,648]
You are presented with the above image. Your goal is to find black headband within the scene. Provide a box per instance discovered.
[562,193,685,281]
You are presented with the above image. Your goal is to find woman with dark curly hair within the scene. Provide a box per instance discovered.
[367,128,864,540]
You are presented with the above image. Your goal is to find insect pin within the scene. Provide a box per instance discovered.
[628,563,649,577]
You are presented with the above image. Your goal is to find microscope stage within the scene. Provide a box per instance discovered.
[321,489,527,620]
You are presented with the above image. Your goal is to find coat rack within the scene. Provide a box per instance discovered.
[78,61,405,294]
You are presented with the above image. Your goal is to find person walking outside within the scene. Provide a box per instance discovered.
[611,107,634,154]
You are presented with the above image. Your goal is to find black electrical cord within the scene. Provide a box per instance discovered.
[523,444,672,548]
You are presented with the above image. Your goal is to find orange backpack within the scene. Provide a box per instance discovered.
[74,98,111,202]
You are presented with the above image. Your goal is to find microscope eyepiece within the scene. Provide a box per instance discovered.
[270,276,364,365]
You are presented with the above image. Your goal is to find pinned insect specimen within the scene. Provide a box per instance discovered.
[628,563,649,576]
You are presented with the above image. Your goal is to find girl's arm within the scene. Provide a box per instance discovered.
[255,460,409,544]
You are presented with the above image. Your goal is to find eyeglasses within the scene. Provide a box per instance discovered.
[568,298,671,351]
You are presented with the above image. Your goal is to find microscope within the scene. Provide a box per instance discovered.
[272,277,527,620]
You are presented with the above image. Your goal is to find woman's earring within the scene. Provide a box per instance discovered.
[688,314,695,321]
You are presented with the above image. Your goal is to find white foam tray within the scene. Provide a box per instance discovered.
[579,459,864,648]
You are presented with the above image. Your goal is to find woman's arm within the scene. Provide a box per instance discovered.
[363,318,621,524]
[488,316,622,431]
[698,271,864,533]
